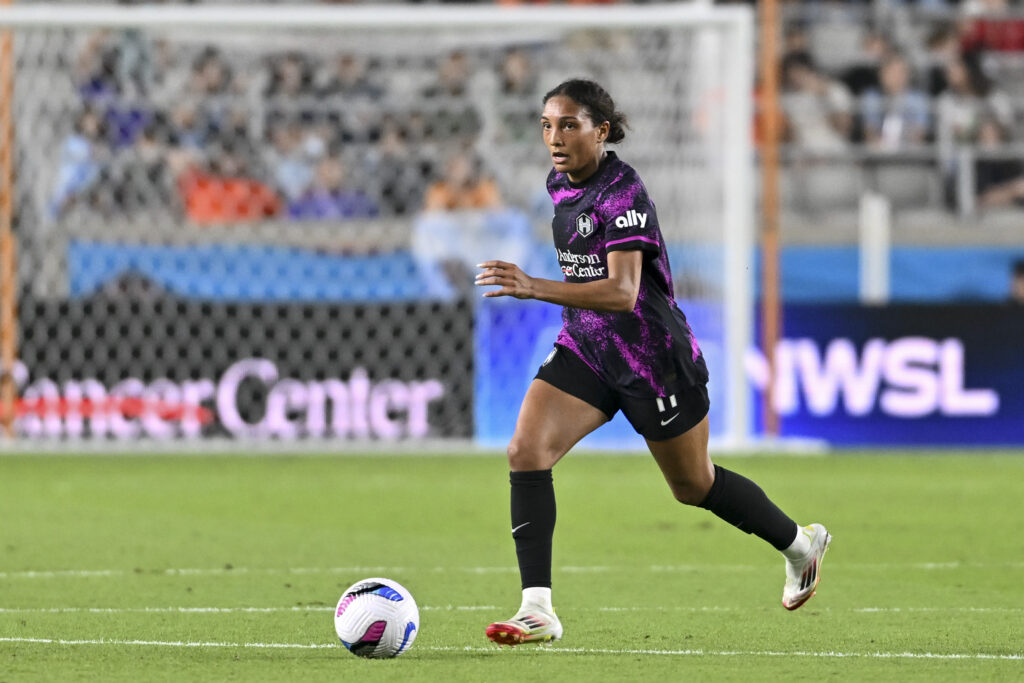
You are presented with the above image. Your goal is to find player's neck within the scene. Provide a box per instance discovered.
[567,150,608,186]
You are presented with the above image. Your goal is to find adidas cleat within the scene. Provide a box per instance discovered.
[782,523,832,611]
[485,608,563,646]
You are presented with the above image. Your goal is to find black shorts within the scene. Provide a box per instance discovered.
[534,345,710,442]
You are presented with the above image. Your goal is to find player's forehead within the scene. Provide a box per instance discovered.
[541,95,590,122]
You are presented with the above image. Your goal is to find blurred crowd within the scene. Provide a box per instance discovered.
[49,0,1024,227]
[51,36,534,224]
[775,0,1024,210]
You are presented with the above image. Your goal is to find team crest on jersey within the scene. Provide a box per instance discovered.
[575,213,595,238]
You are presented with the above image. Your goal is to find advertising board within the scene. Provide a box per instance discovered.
[750,304,1022,445]
[12,295,473,441]
[477,301,1023,447]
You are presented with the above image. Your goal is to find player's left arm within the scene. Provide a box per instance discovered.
[475,250,642,313]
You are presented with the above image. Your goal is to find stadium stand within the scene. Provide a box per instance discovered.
[17,0,1024,303]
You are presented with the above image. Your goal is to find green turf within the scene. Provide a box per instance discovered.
[1,451,1023,681]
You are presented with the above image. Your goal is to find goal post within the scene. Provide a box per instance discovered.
[0,3,755,450]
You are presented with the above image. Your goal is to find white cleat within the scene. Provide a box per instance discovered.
[782,523,832,611]
[485,607,563,646]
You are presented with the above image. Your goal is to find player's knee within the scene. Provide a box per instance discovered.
[507,437,557,471]
[668,477,712,506]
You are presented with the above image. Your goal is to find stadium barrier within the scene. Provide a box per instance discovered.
[479,300,1023,447]
[12,295,472,442]
[8,293,1020,448]
[750,303,1022,445]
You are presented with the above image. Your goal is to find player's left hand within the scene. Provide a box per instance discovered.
[475,260,535,300]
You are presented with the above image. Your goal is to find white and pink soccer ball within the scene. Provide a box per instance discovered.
[334,577,419,658]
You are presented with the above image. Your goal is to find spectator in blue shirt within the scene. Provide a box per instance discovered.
[861,52,931,149]
[287,156,379,220]
[50,108,105,218]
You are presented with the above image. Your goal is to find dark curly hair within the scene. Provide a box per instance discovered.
[542,79,629,144]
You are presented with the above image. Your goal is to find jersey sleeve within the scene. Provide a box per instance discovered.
[596,171,661,255]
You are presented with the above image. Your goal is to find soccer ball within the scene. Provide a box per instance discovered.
[334,577,419,658]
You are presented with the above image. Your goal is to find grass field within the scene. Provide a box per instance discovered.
[1,450,1023,681]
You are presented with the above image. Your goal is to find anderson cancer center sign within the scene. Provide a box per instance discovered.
[8,296,472,442]
[8,358,444,440]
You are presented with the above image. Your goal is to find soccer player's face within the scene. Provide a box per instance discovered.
[541,95,609,184]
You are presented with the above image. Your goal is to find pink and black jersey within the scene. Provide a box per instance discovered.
[546,151,707,397]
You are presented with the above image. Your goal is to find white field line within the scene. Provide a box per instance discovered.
[2,605,1022,615]
[0,637,1020,661]
[0,605,496,614]
[3,562,1023,580]
[851,607,1024,613]
[597,606,1024,614]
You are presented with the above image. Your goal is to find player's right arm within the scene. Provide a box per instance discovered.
[474,250,642,313]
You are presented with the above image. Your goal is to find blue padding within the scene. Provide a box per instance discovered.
[779,247,860,302]
[68,241,440,302]
[68,240,1024,304]
[889,247,1023,301]
[755,246,1024,303]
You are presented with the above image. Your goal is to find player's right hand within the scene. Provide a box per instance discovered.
[474,260,535,300]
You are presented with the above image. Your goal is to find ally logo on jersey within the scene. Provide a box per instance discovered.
[614,209,648,229]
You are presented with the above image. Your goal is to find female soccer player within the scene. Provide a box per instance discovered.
[475,79,830,646]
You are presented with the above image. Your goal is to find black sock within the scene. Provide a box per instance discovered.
[510,469,556,589]
[697,465,798,551]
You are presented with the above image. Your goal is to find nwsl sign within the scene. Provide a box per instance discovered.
[749,304,1023,445]
[477,301,1023,447]
[746,337,999,419]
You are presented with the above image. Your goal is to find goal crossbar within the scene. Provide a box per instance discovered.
[0,3,751,31]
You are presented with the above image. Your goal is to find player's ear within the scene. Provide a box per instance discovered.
[597,121,610,142]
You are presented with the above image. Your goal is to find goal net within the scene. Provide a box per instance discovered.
[0,3,754,449]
